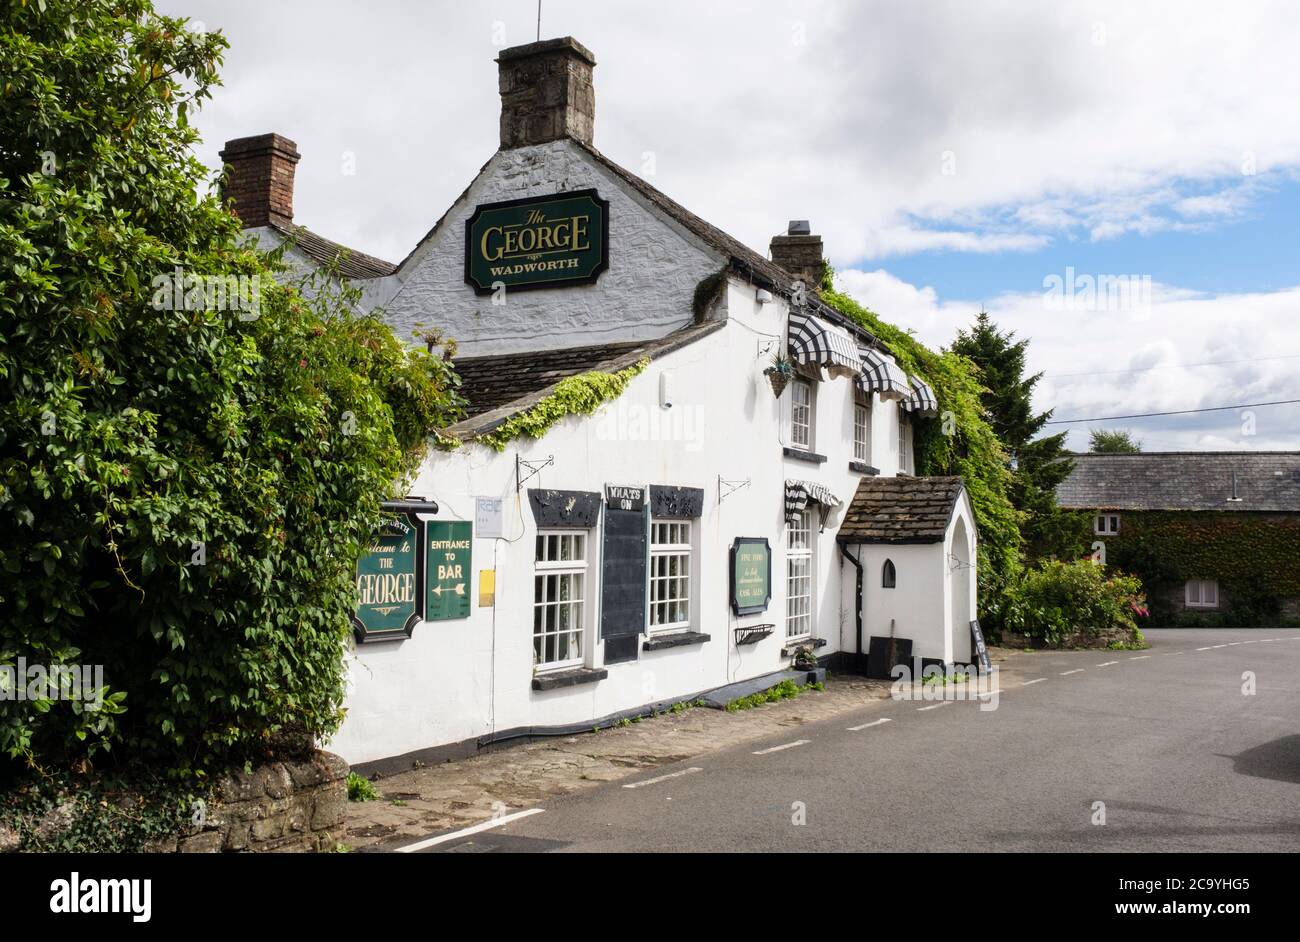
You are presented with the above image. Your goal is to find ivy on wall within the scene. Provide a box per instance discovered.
[819,279,1022,619]
[1104,511,1300,625]
[472,358,651,452]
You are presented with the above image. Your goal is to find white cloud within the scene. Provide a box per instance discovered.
[834,267,1300,451]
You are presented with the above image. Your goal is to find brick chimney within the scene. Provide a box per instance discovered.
[219,133,301,228]
[770,220,825,289]
[497,37,596,149]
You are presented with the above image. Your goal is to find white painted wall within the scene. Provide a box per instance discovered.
[365,139,723,355]
[329,274,922,764]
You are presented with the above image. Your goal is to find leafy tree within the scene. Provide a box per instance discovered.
[1089,429,1142,454]
[951,311,1073,559]
[0,0,462,777]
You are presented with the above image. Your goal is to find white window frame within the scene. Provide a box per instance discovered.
[853,395,872,464]
[785,509,814,639]
[533,530,588,671]
[648,520,692,633]
[1185,579,1219,609]
[790,378,814,450]
[1094,513,1121,536]
[897,414,912,474]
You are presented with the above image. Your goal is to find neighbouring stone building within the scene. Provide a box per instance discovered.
[222,37,978,768]
[1057,451,1300,624]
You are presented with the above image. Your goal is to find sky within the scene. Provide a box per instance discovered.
[159,0,1300,451]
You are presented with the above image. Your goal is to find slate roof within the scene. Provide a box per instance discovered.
[1056,452,1300,512]
[269,223,396,279]
[443,321,725,439]
[837,475,966,544]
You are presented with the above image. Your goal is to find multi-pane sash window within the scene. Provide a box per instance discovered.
[854,397,871,463]
[898,416,911,474]
[1095,513,1121,535]
[1185,579,1219,608]
[534,531,586,669]
[649,521,691,631]
[786,509,813,639]
[791,379,812,449]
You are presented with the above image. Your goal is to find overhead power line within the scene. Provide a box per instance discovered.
[1046,398,1300,425]
[1047,352,1300,379]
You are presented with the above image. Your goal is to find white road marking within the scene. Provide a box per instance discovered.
[1196,646,1214,651]
[394,808,545,853]
[622,767,703,789]
[1060,669,1085,676]
[847,718,893,731]
[753,739,810,755]
[1021,678,1047,686]
[917,702,951,711]
[1128,655,1152,660]
[1097,661,1119,667]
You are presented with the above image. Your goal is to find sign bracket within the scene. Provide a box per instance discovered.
[718,475,751,504]
[516,454,554,493]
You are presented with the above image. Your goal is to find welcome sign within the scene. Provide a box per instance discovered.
[464,189,609,293]
[352,513,424,643]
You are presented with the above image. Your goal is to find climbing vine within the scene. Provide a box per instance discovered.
[1104,512,1300,626]
[819,276,1022,622]
[472,359,651,451]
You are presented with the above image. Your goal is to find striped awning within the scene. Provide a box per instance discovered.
[784,479,843,524]
[855,347,910,402]
[788,312,860,380]
[902,377,939,417]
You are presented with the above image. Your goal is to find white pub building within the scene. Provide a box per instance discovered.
[221,38,978,769]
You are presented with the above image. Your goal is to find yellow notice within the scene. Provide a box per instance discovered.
[478,569,496,607]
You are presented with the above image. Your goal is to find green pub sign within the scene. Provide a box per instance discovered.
[464,189,609,294]
[352,513,424,643]
[426,521,472,621]
[729,537,772,616]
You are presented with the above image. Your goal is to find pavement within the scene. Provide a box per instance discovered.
[352,629,1300,853]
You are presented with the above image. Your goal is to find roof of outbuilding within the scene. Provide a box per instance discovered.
[269,223,397,279]
[1056,452,1300,512]
[443,320,725,439]
[837,475,967,544]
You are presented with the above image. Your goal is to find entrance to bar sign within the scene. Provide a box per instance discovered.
[427,521,472,620]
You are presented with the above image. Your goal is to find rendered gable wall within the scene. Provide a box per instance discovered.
[372,139,723,355]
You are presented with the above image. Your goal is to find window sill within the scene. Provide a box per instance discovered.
[531,666,608,691]
[783,446,827,464]
[643,631,710,651]
[781,637,827,657]
[849,461,879,475]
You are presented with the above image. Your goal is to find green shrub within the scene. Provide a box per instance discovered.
[347,772,378,802]
[0,0,463,777]
[1006,560,1147,647]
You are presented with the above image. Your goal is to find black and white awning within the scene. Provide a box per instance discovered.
[902,377,939,417]
[855,347,910,402]
[784,479,843,524]
[788,312,860,380]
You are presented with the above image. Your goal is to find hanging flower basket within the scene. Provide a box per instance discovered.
[764,355,795,398]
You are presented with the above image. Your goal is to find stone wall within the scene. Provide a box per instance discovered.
[148,751,349,853]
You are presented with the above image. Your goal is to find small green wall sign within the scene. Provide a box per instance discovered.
[427,521,472,621]
[464,189,609,294]
[352,513,424,643]
[730,537,772,616]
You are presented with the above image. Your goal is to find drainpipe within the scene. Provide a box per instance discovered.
[839,542,864,669]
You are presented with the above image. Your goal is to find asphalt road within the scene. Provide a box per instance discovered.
[404,629,1300,853]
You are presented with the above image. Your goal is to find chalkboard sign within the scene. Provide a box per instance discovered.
[352,513,424,643]
[730,537,771,616]
[970,618,991,674]
[600,502,646,664]
[426,521,472,621]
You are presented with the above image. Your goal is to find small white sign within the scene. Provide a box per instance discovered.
[475,496,504,539]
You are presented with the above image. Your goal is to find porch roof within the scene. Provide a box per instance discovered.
[837,475,966,544]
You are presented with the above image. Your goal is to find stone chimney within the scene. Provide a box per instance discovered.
[219,133,301,228]
[497,37,596,149]
[770,220,825,289]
